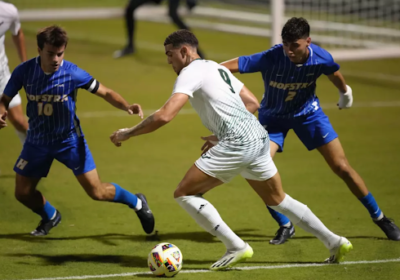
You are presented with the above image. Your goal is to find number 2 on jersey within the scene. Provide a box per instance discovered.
[218,69,235,93]
[285,91,297,102]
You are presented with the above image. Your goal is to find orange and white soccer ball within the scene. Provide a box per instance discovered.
[148,243,183,277]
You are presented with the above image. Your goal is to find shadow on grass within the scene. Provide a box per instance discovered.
[8,252,216,269]
[0,228,268,245]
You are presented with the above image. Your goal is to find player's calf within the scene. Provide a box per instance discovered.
[78,172,155,234]
[15,175,43,209]
[16,190,61,236]
[84,182,115,201]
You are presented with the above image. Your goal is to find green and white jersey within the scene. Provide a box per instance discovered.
[172,59,267,144]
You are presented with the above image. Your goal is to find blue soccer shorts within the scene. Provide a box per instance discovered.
[259,109,338,152]
[14,137,96,178]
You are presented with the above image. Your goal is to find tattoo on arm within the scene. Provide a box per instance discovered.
[127,114,156,137]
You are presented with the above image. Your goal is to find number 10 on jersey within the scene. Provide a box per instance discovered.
[37,102,53,116]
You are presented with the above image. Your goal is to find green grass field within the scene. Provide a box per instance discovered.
[7,0,266,13]
[7,0,127,9]
[1,19,400,280]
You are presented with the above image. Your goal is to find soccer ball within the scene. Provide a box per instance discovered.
[147,243,183,277]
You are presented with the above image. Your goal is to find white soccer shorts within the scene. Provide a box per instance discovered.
[195,137,278,183]
[0,69,22,109]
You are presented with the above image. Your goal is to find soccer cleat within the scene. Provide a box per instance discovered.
[374,216,400,241]
[269,223,295,245]
[210,243,253,271]
[113,46,135,58]
[324,237,353,263]
[186,0,197,11]
[135,193,155,235]
[30,210,62,236]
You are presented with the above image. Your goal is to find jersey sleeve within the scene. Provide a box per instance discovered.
[322,53,340,75]
[70,65,100,93]
[8,4,21,36]
[172,66,202,98]
[238,50,270,73]
[3,63,25,98]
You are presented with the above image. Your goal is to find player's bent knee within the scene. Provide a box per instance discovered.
[174,180,188,198]
[331,159,352,178]
[173,187,185,199]
[14,189,31,202]
[174,181,195,198]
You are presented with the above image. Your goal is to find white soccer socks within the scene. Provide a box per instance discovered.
[268,194,341,250]
[175,195,246,251]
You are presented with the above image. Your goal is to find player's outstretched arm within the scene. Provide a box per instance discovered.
[0,95,12,129]
[110,93,189,147]
[12,28,27,62]
[95,83,143,118]
[220,58,239,73]
[327,71,347,93]
[327,71,353,109]
[239,85,260,114]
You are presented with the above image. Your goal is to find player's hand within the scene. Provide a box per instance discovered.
[127,103,144,119]
[0,111,8,129]
[110,128,130,147]
[200,135,219,155]
[337,85,353,110]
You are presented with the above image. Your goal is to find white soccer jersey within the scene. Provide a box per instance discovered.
[172,59,267,143]
[0,1,21,75]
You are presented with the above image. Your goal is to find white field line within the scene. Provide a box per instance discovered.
[10,257,400,280]
[77,101,400,119]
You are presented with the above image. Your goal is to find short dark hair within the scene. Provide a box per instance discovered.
[164,29,198,48]
[281,17,310,43]
[37,25,68,50]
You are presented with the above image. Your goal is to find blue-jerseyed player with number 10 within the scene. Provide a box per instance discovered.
[220,17,400,244]
[0,25,155,236]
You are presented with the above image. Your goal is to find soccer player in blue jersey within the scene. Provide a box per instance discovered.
[0,25,155,236]
[220,17,400,244]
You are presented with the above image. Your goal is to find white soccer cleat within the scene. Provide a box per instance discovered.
[325,237,353,263]
[210,243,253,271]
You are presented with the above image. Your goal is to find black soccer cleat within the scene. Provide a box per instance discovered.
[31,210,62,236]
[186,0,197,11]
[374,216,400,241]
[269,223,295,245]
[135,193,155,235]
[113,46,135,59]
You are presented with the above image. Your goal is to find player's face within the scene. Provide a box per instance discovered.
[283,37,311,64]
[38,43,66,73]
[165,44,188,75]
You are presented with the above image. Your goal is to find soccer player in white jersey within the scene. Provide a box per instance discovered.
[110,30,353,270]
[0,1,28,144]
